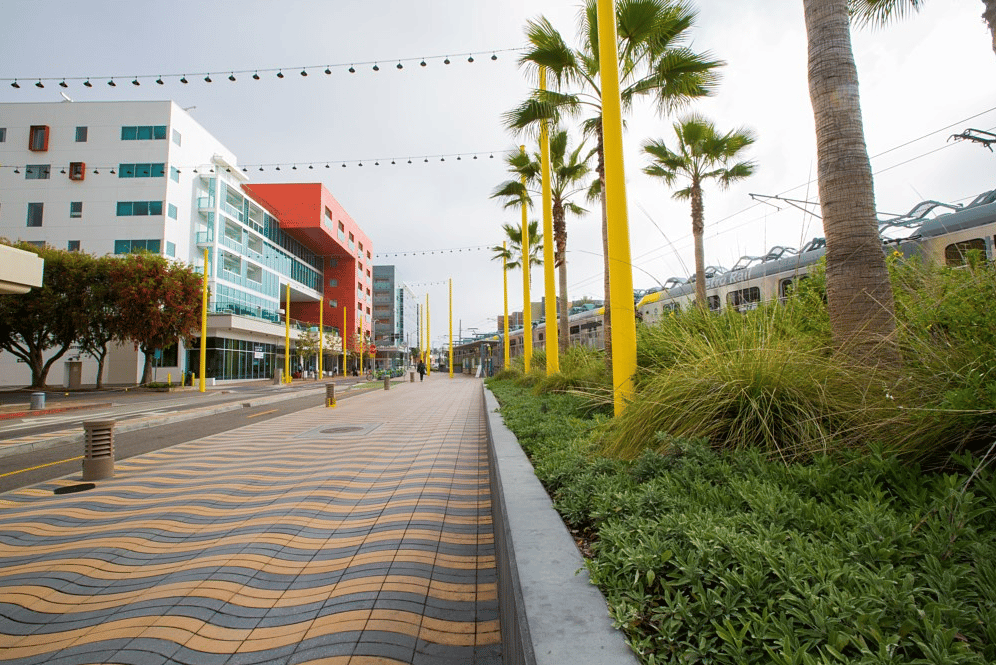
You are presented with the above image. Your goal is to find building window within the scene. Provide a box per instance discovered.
[246,263,262,283]
[366,251,371,260]
[166,241,176,257]
[68,240,81,252]
[0,128,6,142]
[29,125,49,151]
[70,201,83,219]
[222,251,241,275]
[114,239,161,254]
[168,203,178,219]
[172,129,181,146]
[25,164,50,180]
[170,166,180,182]
[329,278,338,287]
[329,299,337,308]
[118,163,165,178]
[116,201,164,216]
[69,162,86,181]
[75,126,88,142]
[26,202,43,227]
[358,242,364,252]
[121,125,167,140]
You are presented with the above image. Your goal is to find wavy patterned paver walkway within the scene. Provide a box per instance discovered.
[0,375,500,665]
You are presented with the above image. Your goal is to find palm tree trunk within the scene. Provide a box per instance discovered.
[597,124,612,372]
[553,199,570,353]
[803,0,899,367]
[691,181,707,308]
[984,0,996,55]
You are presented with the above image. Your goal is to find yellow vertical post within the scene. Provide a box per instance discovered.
[448,278,453,378]
[319,299,324,378]
[360,327,364,375]
[426,293,431,375]
[540,68,559,374]
[199,248,209,392]
[284,283,291,383]
[520,145,532,373]
[342,306,347,376]
[502,242,510,368]
[598,0,637,416]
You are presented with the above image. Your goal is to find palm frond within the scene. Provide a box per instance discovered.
[849,0,925,28]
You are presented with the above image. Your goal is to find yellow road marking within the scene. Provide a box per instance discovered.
[0,455,84,478]
[246,409,278,419]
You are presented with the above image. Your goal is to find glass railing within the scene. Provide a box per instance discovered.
[197,196,215,209]
[221,201,244,222]
[195,231,214,244]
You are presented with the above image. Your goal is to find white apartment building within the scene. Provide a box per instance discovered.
[0,100,332,387]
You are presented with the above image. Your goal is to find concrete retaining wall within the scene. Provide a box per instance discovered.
[482,385,639,665]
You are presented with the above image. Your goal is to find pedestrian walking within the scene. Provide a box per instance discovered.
[417,360,426,382]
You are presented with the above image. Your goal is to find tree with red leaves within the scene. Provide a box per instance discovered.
[109,253,202,384]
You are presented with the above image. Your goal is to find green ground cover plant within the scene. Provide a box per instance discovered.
[487,378,996,665]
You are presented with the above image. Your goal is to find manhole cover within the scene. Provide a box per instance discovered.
[320,426,365,434]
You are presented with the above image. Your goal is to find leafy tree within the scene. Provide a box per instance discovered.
[850,0,996,56]
[803,0,899,366]
[295,328,322,373]
[506,0,722,367]
[75,255,118,389]
[492,131,592,352]
[0,242,92,388]
[642,114,756,309]
[109,252,203,384]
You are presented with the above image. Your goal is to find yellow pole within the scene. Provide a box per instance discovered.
[199,248,208,393]
[598,0,637,416]
[540,67,558,374]
[360,319,364,376]
[319,299,324,378]
[502,241,510,368]
[521,145,532,373]
[284,282,291,383]
[448,278,453,378]
[342,306,347,376]
[426,293,431,375]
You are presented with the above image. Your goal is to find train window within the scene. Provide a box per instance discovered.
[727,287,761,312]
[569,326,580,334]
[707,295,721,311]
[662,303,680,313]
[779,276,809,300]
[945,238,986,266]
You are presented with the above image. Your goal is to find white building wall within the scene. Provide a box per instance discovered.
[0,100,322,387]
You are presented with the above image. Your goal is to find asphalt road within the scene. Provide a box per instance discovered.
[0,391,350,493]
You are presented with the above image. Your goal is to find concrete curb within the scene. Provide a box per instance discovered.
[482,384,638,665]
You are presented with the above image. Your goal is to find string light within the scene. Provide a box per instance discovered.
[0,47,517,88]
[0,150,512,176]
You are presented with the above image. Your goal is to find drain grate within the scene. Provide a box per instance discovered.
[54,483,96,495]
[296,422,382,439]
[320,426,365,434]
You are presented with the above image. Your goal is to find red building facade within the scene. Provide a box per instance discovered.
[243,183,373,352]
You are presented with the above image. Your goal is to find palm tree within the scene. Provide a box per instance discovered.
[492,131,591,352]
[850,0,996,55]
[642,115,756,309]
[505,0,722,367]
[804,0,899,366]
[490,221,543,273]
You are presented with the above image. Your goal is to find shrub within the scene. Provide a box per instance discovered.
[491,381,996,665]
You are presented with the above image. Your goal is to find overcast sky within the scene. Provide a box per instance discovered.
[3,0,994,345]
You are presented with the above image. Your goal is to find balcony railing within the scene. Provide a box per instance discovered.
[197,196,215,210]
[195,230,214,245]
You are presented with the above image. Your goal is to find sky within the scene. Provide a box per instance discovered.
[2,0,995,348]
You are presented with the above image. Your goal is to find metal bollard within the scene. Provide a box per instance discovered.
[325,383,336,408]
[383,375,390,391]
[410,371,415,383]
[30,392,45,410]
[82,420,115,481]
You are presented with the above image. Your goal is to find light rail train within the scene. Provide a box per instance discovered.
[498,187,996,355]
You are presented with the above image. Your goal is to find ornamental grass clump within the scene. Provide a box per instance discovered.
[609,304,875,460]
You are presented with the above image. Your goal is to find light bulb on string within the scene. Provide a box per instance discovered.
[276,71,284,78]
[156,76,164,85]
[35,80,43,88]
[132,78,140,86]
[180,76,188,84]
[10,80,19,88]
[324,66,331,75]
[300,69,308,76]
[253,72,260,80]
[60,80,68,88]
[229,73,236,81]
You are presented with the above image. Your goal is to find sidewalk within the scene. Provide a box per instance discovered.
[0,374,500,665]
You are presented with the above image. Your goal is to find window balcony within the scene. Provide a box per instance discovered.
[197,196,215,210]
[196,230,215,246]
